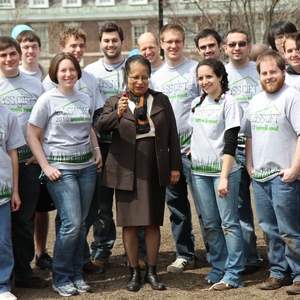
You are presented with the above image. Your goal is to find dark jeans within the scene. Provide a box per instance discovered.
[12,163,41,281]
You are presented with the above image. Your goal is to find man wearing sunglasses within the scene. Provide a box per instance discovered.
[224,28,262,275]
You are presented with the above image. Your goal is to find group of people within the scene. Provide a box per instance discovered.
[0,19,300,300]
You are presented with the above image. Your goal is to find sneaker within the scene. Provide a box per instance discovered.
[286,281,300,295]
[82,261,104,274]
[210,281,233,291]
[167,258,195,273]
[36,251,53,270]
[14,276,48,289]
[52,284,79,297]
[260,277,293,290]
[0,292,17,300]
[126,259,146,271]
[74,280,92,293]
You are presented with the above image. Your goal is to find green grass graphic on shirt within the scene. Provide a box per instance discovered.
[253,167,281,179]
[17,147,33,161]
[179,131,191,147]
[49,151,93,163]
[192,159,222,173]
[0,185,12,199]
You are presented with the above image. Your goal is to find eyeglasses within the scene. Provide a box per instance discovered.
[127,74,149,82]
[227,42,248,48]
[162,40,184,46]
[21,45,39,51]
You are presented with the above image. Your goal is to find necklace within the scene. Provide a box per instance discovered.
[102,58,125,72]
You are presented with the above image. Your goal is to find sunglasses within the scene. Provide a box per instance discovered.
[227,42,248,48]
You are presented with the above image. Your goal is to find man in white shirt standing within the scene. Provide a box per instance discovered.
[151,24,200,273]
[16,30,53,272]
[224,28,262,274]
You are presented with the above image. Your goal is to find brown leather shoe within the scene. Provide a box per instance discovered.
[260,277,293,290]
[14,276,48,289]
[286,281,300,295]
[82,261,104,274]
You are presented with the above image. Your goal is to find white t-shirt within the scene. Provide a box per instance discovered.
[84,58,126,102]
[0,72,44,162]
[244,84,300,182]
[225,61,262,144]
[28,88,95,170]
[189,93,241,176]
[150,57,201,153]
[0,105,26,206]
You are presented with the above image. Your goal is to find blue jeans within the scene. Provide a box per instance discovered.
[12,163,41,281]
[46,165,96,286]
[0,202,14,293]
[192,170,244,287]
[252,177,300,282]
[237,148,260,266]
[165,154,195,260]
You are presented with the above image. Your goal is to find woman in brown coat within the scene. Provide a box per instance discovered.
[97,55,182,292]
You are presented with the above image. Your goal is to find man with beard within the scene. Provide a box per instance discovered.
[224,28,262,274]
[245,50,300,294]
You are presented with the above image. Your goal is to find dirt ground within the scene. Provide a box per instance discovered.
[11,196,299,300]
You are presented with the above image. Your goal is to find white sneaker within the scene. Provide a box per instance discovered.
[73,280,92,293]
[52,284,79,297]
[0,292,17,300]
[167,258,195,273]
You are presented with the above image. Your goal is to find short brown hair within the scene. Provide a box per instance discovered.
[226,28,250,43]
[283,32,299,53]
[256,50,286,74]
[59,28,87,48]
[16,30,41,47]
[160,23,185,42]
[99,22,124,42]
[0,36,21,53]
[48,52,82,84]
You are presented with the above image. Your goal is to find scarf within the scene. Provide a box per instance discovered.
[126,90,150,134]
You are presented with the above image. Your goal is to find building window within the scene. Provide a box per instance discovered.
[0,0,15,9]
[29,0,49,8]
[96,0,115,6]
[35,28,49,53]
[132,25,147,48]
[62,0,82,7]
[128,0,148,5]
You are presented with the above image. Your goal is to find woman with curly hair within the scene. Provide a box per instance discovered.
[189,59,244,291]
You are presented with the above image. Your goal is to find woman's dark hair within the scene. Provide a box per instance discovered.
[192,59,229,112]
[268,21,297,51]
[124,55,151,85]
[49,52,82,85]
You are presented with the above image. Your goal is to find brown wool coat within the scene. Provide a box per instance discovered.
[97,89,182,191]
